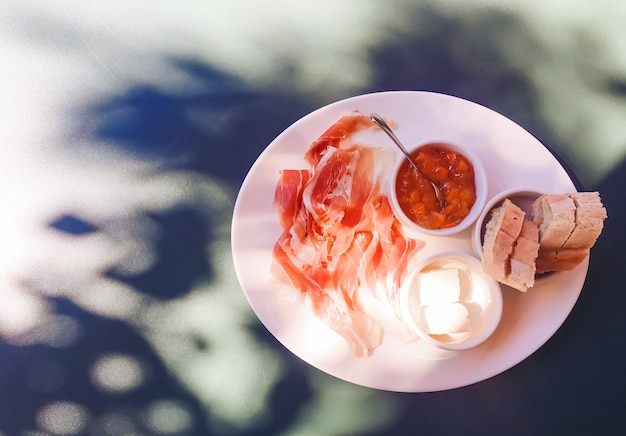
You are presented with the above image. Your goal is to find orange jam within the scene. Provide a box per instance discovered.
[395,143,476,230]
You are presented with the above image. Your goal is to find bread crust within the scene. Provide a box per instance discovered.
[531,194,576,249]
[531,192,607,272]
[563,192,607,249]
[536,248,590,274]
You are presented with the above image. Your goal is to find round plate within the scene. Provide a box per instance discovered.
[231,91,587,392]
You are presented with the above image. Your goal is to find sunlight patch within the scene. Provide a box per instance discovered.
[37,401,90,435]
[142,285,283,429]
[90,353,148,393]
[73,280,147,321]
[0,284,51,340]
[144,399,194,434]
[283,371,398,436]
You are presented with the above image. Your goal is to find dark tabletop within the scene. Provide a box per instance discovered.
[1,2,625,435]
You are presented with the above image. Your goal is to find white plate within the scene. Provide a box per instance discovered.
[231,91,587,392]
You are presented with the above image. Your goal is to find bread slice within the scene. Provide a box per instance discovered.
[531,192,607,272]
[481,199,525,282]
[562,192,607,249]
[502,220,540,292]
[531,194,576,249]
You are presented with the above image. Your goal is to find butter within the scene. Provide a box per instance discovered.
[423,303,470,335]
[400,253,502,351]
[419,268,460,306]
[418,267,471,335]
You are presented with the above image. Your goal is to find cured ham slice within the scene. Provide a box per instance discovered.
[304,112,375,166]
[272,111,424,357]
[274,169,311,232]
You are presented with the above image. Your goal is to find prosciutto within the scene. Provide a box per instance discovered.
[272,111,424,357]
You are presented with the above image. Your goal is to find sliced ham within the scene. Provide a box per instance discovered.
[303,111,376,166]
[274,169,311,232]
[271,111,424,357]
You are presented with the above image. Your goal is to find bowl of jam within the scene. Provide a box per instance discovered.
[390,141,487,236]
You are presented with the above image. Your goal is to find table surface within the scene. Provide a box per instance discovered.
[1,1,625,435]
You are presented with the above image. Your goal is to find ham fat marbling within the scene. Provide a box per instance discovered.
[271,112,424,357]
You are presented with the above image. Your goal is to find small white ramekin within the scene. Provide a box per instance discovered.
[400,252,503,351]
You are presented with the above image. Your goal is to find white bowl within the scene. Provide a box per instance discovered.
[472,186,545,258]
[389,141,487,236]
[400,252,503,351]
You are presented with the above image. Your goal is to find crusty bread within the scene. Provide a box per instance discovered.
[531,194,576,249]
[481,191,606,288]
[481,199,525,281]
[531,192,607,272]
[502,220,540,292]
[562,192,607,249]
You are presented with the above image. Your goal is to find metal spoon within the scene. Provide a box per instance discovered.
[369,113,445,208]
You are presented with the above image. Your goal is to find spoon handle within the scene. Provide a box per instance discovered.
[370,112,446,209]
[370,113,421,173]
